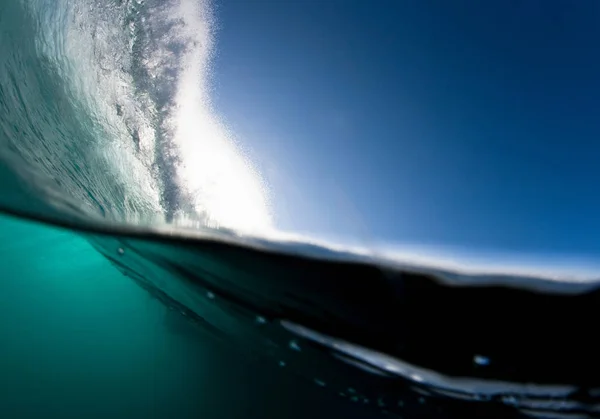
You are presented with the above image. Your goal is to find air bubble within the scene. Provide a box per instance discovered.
[206,291,215,300]
[289,340,301,351]
[117,247,125,255]
[255,316,267,324]
[278,361,286,367]
[314,379,326,387]
[350,396,359,402]
[474,354,490,366]
[418,397,425,404]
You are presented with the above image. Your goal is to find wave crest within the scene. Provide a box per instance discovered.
[0,0,272,233]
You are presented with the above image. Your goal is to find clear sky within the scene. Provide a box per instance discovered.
[209,1,600,261]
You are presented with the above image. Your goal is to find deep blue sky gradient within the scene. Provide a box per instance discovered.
[211,0,600,260]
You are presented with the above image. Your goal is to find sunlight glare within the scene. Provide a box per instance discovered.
[170,0,273,234]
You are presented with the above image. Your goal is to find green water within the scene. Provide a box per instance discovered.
[0,214,367,419]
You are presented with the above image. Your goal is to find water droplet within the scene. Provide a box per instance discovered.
[289,340,301,351]
[314,379,326,387]
[278,361,286,367]
[117,247,125,255]
[255,316,267,324]
[206,291,215,300]
[474,354,490,366]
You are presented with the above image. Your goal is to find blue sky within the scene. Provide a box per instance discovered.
[210,0,600,260]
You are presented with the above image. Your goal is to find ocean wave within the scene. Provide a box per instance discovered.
[0,0,271,232]
[2,1,600,418]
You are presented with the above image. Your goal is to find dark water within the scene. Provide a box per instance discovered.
[2,0,600,417]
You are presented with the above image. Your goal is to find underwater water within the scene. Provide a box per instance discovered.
[0,213,372,419]
[2,0,600,418]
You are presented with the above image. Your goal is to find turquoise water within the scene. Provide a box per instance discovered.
[2,0,600,417]
[0,213,372,419]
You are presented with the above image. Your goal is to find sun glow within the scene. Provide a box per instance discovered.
[173,101,273,233]
[170,0,273,234]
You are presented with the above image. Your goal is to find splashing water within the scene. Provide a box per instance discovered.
[1,0,271,233]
